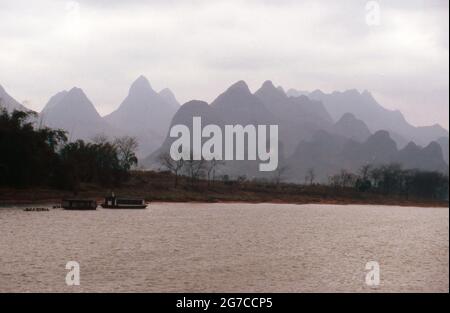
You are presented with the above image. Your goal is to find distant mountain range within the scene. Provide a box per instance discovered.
[144,80,335,173]
[287,130,448,182]
[38,76,178,157]
[289,88,449,148]
[1,79,448,181]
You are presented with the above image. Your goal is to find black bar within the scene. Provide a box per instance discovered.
[0,293,447,312]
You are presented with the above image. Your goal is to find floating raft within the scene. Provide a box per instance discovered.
[23,207,50,212]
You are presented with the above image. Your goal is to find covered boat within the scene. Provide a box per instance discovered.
[62,199,97,210]
[101,196,147,209]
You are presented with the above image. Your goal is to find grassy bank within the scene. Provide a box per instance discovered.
[0,171,448,208]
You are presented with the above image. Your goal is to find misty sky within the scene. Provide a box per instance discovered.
[0,0,448,129]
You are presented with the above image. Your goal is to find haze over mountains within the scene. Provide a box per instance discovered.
[34,76,178,157]
[104,76,180,156]
[287,130,448,183]
[145,80,337,175]
[290,88,449,148]
[40,87,114,140]
[145,80,448,182]
[1,77,448,182]
[331,113,372,143]
[0,84,30,113]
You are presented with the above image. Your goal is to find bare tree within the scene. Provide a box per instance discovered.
[206,159,225,186]
[114,136,139,171]
[273,165,288,188]
[159,153,185,187]
[184,154,206,186]
[329,169,356,188]
[305,168,315,185]
[358,164,372,181]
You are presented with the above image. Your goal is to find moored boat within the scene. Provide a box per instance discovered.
[62,199,97,210]
[101,196,147,209]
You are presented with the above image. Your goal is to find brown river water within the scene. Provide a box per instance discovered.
[0,203,448,292]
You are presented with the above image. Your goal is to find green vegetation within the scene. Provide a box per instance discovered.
[0,110,66,187]
[0,109,137,189]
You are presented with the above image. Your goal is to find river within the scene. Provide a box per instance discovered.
[0,203,448,292]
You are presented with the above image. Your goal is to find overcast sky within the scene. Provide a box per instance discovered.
[0,0,448,129]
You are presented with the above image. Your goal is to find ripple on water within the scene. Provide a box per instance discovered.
[0,203,448,292]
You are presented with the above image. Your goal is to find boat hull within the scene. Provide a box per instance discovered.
[63,207,97,210]
[101,204,147,209]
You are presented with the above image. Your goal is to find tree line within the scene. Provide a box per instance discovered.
[328,164,449,200]
[160,150,448,201]
[0,109,138,189]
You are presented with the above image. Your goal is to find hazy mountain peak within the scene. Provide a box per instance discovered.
[371,130,391,140]
[38,86,112,142]
[333,112,371,142]
[211,80,259,109]
[159,88,180,109]
[54,87,100,117]
[286,88,309,98]
[41,90,68,114]
[309,89,325,97]
[395,140,448,173]
[365,130,398,151]
[227,80,251,93]
[261,80,275,89]
[399,142,422,157]
[180,100,209,111]
[339,112,357,121]
[68,86,84,95]
[168,100,215,128]
[255,80,286,99]
[159,87,175,98]
[328,89,359,97]
[54,90,69,98]
[403,141,420,150]
[423,141,442,154]
[344,89,361,96]
[429,123,444,130]
[277,86,286,94]
[0,83,29,112]
[129,75,153,94]
[104,77,179,157]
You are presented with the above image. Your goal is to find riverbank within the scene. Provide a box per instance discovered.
[0,171,448,208]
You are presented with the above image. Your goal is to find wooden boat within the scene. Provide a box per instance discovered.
[62,199,97,210]
[101,196,147,209]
